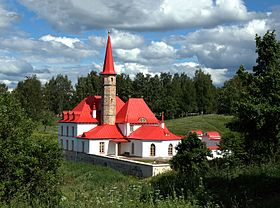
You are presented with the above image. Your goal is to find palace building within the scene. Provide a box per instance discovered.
[58,33,183,158]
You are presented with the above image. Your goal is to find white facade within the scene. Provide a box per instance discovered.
[59,122,181,158]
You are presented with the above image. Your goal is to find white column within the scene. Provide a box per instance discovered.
[115,143,118,157]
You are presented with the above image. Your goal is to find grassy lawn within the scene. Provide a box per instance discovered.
[165,114,233,136]
[60,161,194,208]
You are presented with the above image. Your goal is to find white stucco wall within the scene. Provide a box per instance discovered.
[77,123,97,136]
[141,140,180,158]
[88,140,110,155]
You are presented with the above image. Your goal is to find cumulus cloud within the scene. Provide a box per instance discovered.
[0,56,33,75]
[89,29,145,49]
[0,36,96,64]
[173,62,228,85]
[170,19,269,70]
[40,34,80,48]
[0,3,19,30]
[19,0,259,32]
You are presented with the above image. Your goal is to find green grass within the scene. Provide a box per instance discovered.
[165,114,233,136]
[60,161,196,208]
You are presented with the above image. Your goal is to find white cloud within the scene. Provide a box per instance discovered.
[0,3,19,30]
[172,19,269,70]
[173,62,228,85]
[0,56,33,75]
[19,0,260,32]
[0,36,97,65]
[89,29,145,49]
[40,34,80,48]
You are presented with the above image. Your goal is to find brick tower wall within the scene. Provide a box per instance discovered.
[101,75,116,125]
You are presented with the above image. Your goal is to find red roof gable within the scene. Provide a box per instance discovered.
[100,33,116,75]
[205,131,221,140]
[191,130,203,136]
[128,125,182,141]
[59,95,125,123]
[116,98,159,124]
[79,124,124,139]
[208,146,219,150]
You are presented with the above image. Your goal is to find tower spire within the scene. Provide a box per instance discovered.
[100,31,117,125]
[101,32,116,75]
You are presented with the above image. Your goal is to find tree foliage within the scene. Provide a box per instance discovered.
[44,74,74,114]
[0,83,8,94]
[14,75,43,121]
[194,69,217,114]
[170,133,211,175]
[227,31,280,163]
[0,93,62,206]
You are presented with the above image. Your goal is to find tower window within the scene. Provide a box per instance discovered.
[72,140,74,151]
[72,126,75,137]
[99,142,105,154]
[168,144,173,156]
[131,142,135,155]
[150,144,155,156]
[111,77,113,82]
[82,141,85,152]
[66,140,69,150]
[66,126,69,137]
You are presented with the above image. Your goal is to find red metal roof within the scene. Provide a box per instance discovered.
[59,95,125,123]
[79,124,124,139]
[205,131,221,140]
[116,98,160,124]
[100,33,116,75]
[128,125,182,141]
[191,130,203,136]
[111,138,129,143]
[208,146,219,150]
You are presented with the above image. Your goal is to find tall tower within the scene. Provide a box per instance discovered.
[100,32,116,125]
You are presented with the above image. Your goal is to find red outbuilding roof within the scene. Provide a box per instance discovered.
[128,125,182,141]
[205,131,221,140]
[59,95,125,123]
[208,146,219,150]
[116,98,160,124]
[100,32,116,75]
[79,124,124,139]
[191,130,203,136]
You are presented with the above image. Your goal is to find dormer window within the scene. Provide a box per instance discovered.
[130,125,134,132]
[138,117,147,123]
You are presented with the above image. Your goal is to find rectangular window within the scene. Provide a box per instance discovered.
[66,140,69,150]
[66,126,69,137]
[60,139,63,148]
[82,141,85,153]
[99,142,105,154]
[72,140,74,151]
[72,126,75,137]
[61,126,63,136]
[130,125,133,132]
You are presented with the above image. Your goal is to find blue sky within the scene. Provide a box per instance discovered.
[0,0,280,88]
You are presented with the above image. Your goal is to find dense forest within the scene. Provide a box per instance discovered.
[1,68,220,122]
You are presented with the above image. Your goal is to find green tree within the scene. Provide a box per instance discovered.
[116,73,133,102]
[194,69,216,114]
[0,83,8,94]
[44,74,74,114]
[228,31,280,162]
[170,132,211,175]
[74,71,102,103]
[14,75,43,121]
[0,93,62,206]
[217,72,243,115]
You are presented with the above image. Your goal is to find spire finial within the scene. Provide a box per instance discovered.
[100,30,116,75]
[161,112,164,123]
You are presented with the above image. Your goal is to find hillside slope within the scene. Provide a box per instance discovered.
[165,114,233,136]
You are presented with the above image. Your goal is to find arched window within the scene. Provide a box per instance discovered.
[131,142,135,155]
[150,144,155,156]
[168,144,173,156]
